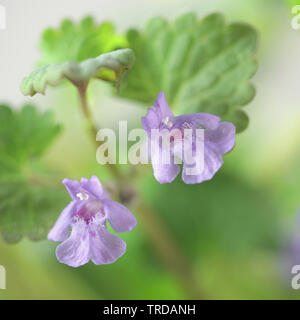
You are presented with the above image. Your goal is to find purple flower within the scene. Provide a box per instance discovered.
[142,92,236,184]
[48,176,137,267]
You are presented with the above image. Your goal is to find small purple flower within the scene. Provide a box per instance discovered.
[48,176,137,267]
[142,92,236,184]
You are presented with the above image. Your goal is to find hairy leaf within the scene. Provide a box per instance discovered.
[120,12,258,132]
[21,49,136,96]
[0,104,65,243]
[38,16,127,66]
[0,104,61,172]
[0,180,67,243]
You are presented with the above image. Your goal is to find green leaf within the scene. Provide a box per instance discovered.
[224,109,249,133]
[0,180,67,243]
[0,104,65,243]
[120,12,258,133]
[20,49,136,96]
[38,16,128,66]
[0,104,61,172]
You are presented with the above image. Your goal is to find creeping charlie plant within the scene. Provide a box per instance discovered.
[15,12,256,273]
[50,91,235,265]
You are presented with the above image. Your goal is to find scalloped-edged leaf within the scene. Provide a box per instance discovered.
[0,104,65,243]
[0,104,61,172]
[120,12,258,133]
[38,16,127,66]
[0,180,67,243]
[21,48,136,96]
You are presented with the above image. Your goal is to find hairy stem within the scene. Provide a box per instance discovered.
[78,82,98,141]
[77,83,122,182]
[76,83,204,299]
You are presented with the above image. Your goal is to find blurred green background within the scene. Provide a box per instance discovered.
[1,0,300,299]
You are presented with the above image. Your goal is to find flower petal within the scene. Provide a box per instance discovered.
[89,220,126,265]
[205,122,236,154]
[56,219,90,267]
[62,178,81,200]
[80,175,105,200]
[142,106,160,135]
[174,113,220,130]
[103,200,137,233]
[151,147,180,184]
[154,91,173,120]
[48,201,77,242]
[152,162,180,184]
[182,144,223,184]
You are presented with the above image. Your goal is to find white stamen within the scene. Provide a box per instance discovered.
[76,192,89,201]
[162,117,173,128]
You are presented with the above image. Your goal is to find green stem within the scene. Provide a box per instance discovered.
[77,82,99,144]
[77,83,122,182]
[76,83,204,299]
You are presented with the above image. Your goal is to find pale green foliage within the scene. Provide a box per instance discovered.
[0,104,66,243]
[120,12,258,132]
[38,16,127,66]
[21,49,136,96]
